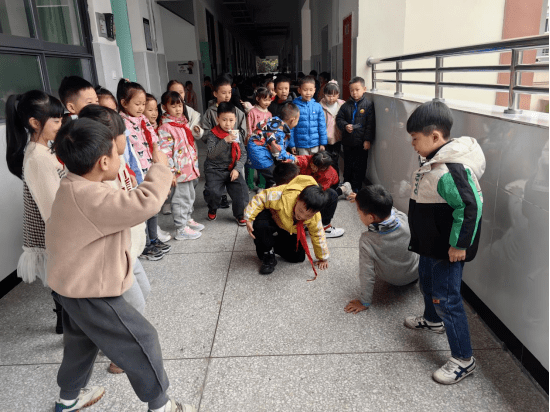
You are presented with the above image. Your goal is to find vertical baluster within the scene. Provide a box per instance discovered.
[504,49,523,114]
[395,61,403,97]
[434,56,444,102]
[371,62,377,92]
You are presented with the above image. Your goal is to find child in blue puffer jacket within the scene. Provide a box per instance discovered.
[288,76,328,155]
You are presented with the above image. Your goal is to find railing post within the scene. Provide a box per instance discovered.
[395,61,403,97]
[504,49,523,114]
[434,56,444,102]
[371,63,377,92]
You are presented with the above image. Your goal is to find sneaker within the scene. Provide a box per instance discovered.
[236,217,247,226]
[404,315,446,334]
[187,218,205,231]
[175,226,202,240]
[151,238,172,253]
[157,226,172,242]
[259,250,277,275]
[324,225,345,238]
[108,362,124,374]
[220,195,230,208]
[148,397,196,412]
[433,357,476,385]
[162,203,172,215]
[207,210,217,221]
[55,386,105,412]
[340,182,353,198]
[139,245,165,261]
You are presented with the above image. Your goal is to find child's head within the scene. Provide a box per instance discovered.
[213,76,232,104]
[348,77,367,102]
[263,79,275,98]
[117,78,146,117]
[217,102,236,132]
[95,86,117,111]
[295,185,328,221]
[144,94,159,125]
[323,80,340,105]
[310,151,333,173]
[279,103,300,129]
[204,76,212,86]
[273,162,300,186]
[274,76,291,101]
[319,72,330,84]
[59,76,98,115]
[253,87,272,110]
[167,80,185,101]
[355,185,393,225]
[309,70,318,79]
[161,91,184,118]
[53,118,119,179]
[5,90,64,179]
[406,101,453,158]
[78,104,127,156]
[298,76,316,102]
[185,81,193,91]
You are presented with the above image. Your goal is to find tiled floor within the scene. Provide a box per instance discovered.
[0,153,547,411]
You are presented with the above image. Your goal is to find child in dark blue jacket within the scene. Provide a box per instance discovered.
[288,76,328,156]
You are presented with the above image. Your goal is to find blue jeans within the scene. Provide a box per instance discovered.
[418,256,473,359]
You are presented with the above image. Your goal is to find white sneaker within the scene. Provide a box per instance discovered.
[187,218,205,231]
[175,226,202,240]
[404,315,446,334]
[157,226,172,242]
[340,182,353,198]
[55,386,105,411]
[433,357,476,384]
[324,226,345,238]
[162,203,171,215]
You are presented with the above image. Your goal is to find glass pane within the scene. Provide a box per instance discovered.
[0,54,43,119]
[46,56,84,98]
[36,0,82,45]
[0,0,35,38]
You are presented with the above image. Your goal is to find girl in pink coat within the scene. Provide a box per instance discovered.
[320,80,346,179]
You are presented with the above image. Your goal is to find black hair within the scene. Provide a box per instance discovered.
[213,76,232,92]
[309,70,318,77]
[59,76,94,106]
[161,91,184,107]
[263,79,274,87]
[167,80,184,91]
[319,72,330,82]
[52,118,115,176]
[217,101,236,116]
[78,104,126,138]
[145,93,157,103]
[116,78,146,114]
[406,101,453,139]
[355,185,393,220]
[324,81,340,95]
[185,81,193,87]
[273,162,300,186]
[311,151,333,171]
[95,86,117,108]
[5,90,65,179]
[274,76,291,87]
[253,87,271,103]
[204,76,211,82]
[298,185,329,212]
[349,76,366,87]
[299,76,316,87]
[279,103,300,122]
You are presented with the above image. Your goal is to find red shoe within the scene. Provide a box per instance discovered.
[236,217,247,226]
[207,210,217,221]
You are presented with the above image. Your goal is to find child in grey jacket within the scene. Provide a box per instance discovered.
[345,185,418,313]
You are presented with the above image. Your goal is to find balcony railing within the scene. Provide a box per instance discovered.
[367,34,549,114]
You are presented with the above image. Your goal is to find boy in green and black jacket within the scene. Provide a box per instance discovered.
[403,101,485,385]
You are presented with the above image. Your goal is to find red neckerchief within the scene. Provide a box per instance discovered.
[166,120,194,147]
[140,119,155,156]
[295,220,319,281]
[212,125,241,171]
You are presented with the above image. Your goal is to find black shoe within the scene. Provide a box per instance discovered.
[151,238,171,253]
[259,250,277,275]
[220,195,230,209]
[139,245,165,261]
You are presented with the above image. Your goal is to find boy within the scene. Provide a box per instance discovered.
[204,102,248,224]
[344,185,418,314]
[288,76,328,155]
[244,174,330,276]
[268,76,293,118]
[404,101,485,385]
[58,75,99,116]
[47,118,195,412]
[336,77,375,193]
[247,103,300,187]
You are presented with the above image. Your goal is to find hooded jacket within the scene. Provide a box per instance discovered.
[288,97,328,149]
[335,93,375,147]
[268,95,293,119]
[408,137,486,262]
[247,117,296,169]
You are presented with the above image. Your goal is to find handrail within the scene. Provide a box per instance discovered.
[366,34,549,114]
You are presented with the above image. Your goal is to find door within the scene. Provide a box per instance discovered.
[342,14,352,100]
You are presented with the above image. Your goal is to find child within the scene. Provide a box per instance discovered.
[317,71,330,102]
[5,90,65,333]
[263,78,275,100]
[247,103,300,187]
[336,76,375,193]
[95,86,117,111]
[244,175,330,276]
[117,78,171,260]
[344,185,419,314]
[288,76,328,155]
[320,80,346,177]
[268,76,293,118]
[203,102,248,224]
[404,101,485,384]
[184,81,198,111]
[144,93,160,129]
[166,80,203,140]
[157,91,205,240]
[47,118,195,412]
[58,76,98,116]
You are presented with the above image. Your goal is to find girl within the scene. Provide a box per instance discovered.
[166,80,203,140]
[157,91,205,240]
[320,80,346,179]
[185,80,198,111]
[117,78,170,261]
[144,93,159,130]
[95,86,117,111]
[263,78,275,100]
[5,90,65,333]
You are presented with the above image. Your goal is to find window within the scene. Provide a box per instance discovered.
[0,0,96,119]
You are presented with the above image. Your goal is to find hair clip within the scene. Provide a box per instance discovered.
[328,80,338,85]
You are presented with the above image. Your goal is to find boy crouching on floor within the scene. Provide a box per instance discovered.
[47,118,195,412]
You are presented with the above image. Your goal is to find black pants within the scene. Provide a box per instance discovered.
[204,168,248,218]
[343,145,369,192]
[325,142,341,179]
[257,164,276,188]
[252,210,305,262]
[321,188,338,226]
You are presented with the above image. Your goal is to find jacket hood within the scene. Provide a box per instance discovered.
[284,175,318,193]
[427,136,486,179]
[368,207,401,234]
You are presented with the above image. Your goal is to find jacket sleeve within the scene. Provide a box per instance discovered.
[187,107,204,140]
[288,127,296,148]
[358,235,375,306]
[295,155,310,174]
[246,111,255,140]
[306,214,330,260]
[317,104,328,146]
[363,101,376,143]
[437,165,483,250]
[243,190,269,221]
[157,129,176,172]
[237,110,247,142]
[336,104,348,131]
[200,110,215,143]
[25,155,61,222]
[236,139,247,171]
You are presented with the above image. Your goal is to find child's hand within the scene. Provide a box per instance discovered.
[363,141,371,150]
[347,192,357,202]
[193,126,200,133]
[224,133,236,143]
[315,260,329,270]
[171,175,177,187]
[152,144,168,167]
[345,124,354,133]
[319,145,325,151]
[230,169,239,181]
[246,221,255,239]
[130,174,137,188]
[291,147,297,155]
[344,299,368,314]
[448,246,466,262]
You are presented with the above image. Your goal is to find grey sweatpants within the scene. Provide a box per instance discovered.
[121,259,151,314]
[53,292,170,410]
[171,180,195,229]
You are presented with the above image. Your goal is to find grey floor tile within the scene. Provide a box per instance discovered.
[199,350,547,412]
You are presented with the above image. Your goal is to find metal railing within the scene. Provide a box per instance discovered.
[367,34,549,114]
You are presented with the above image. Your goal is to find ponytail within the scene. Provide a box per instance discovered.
[5,94,26,179]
